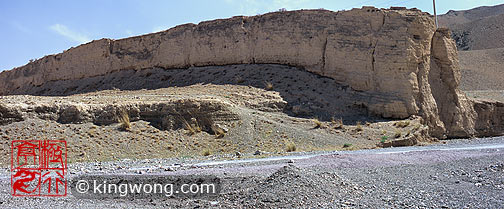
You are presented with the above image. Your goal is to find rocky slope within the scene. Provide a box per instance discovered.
[0,7,502,138]
[439,4,504,27]
[439,4,504,50]
[458,47,504,91]
[448,14,504,51]
[0,84,430,166]
[438,5,504,128]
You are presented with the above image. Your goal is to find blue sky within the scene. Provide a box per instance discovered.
[1,0,502,71]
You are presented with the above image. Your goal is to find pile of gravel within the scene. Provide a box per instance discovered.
[220,164,362,208]
[450,162,504,190]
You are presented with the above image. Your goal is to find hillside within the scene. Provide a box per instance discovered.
[439,4,504,27]
[439,4,504,50]
[0,80,428,166]
[438,4,504,105]
[449,14,504,50]
[458,47,504,91]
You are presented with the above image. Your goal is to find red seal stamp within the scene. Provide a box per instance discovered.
[11,140,67,196]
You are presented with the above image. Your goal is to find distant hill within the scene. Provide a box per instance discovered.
[458,47,504,90]
[438,4,504,92]
[439,4,504,27]
[439,4,504,50]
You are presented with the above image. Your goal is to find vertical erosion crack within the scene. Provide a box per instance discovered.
[321,35,328,74]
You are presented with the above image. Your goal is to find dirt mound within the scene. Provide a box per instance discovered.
[0,84,432,167]
[223,165,361,208]
[2,8,488,139]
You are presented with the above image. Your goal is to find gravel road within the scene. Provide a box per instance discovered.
[1,137,503,208]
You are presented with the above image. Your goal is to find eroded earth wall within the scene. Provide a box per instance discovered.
[0,7,501,138]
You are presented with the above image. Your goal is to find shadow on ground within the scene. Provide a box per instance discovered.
[14,64,391,124]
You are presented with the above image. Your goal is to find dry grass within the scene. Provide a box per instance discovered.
[394,121,410,128]
[202,149,212,156]
[413,124,422,131]
[235,76,245,84]
[87,129,97,137]
[286,142,297,152]
[355,121,363,132]
[182,118,202,135]
[118,109,131,131]
[211,124,226,138]
[331,117,344,129]
[313,118,323,129]
[394,130,402,138]
[264,81,274,91]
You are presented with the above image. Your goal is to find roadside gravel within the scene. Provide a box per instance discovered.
[0,137,503,208]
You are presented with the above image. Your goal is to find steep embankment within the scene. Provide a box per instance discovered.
[0,7,502,138]
[0,83,430,166]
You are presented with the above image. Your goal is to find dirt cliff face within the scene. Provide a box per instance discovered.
[0,7,501,138]
[429,28,476,138]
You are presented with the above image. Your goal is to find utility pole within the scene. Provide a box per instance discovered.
[433,0,438,28]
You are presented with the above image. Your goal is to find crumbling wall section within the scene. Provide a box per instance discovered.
[0,8,501,138]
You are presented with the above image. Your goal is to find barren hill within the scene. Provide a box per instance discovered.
[448,13,504,50]
[439,4,504,27]
[438,4,504,102]
[459,47,504,91]
[439,4,504,50]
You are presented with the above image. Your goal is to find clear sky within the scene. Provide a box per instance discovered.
[1,0,502,71]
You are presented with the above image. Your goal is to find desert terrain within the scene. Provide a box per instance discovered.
[0,4,503,208]
[439,4,504,100]
[0,65,429,167]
